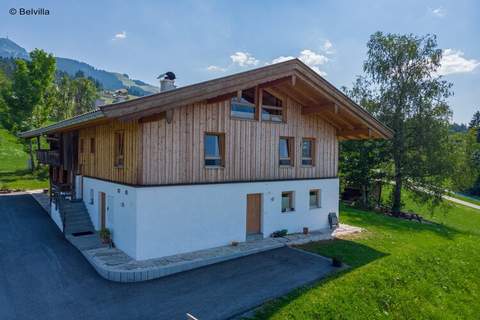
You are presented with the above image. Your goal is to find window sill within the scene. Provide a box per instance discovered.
[230,116,258,122]
[204,166,224,169]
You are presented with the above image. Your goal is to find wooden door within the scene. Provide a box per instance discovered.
[99,192,106,229]
[246,194,262,234]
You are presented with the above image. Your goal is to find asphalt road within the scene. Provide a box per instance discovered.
[0,193,336,320]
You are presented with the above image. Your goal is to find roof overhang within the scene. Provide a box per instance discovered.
[19,59,393,140]
[18,110,105,139]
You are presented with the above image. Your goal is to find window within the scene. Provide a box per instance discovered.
[114,131,124,167]
[282,191,294,212]
[231,88,256,120]
[204,133,225,167]
[90,138,95,154]
[302,138,315,166]
[261,90,283,122]
[309,189,321,209]
[279,137,294,166]
[80,139,84,153]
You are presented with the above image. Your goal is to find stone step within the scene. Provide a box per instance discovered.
[66,233,107,251]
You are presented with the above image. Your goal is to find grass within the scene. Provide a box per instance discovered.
[252,190,480,319]
[0,127,48,190]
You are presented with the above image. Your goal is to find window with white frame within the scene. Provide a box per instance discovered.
[282,191,295,212]
[309,189,321,209]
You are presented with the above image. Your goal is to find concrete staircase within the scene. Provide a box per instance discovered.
[60,200,107,251]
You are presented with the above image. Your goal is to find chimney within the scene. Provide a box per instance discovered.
[157,71,176,92]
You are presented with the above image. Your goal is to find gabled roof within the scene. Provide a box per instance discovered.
[19,59,393,139]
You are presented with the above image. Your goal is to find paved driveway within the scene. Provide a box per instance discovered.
[0,193,336,320]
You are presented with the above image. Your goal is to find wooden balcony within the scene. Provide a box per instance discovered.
[36,149,60,166]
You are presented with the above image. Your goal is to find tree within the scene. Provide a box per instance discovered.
[8,49,56,131]
[71,77,98,115]
[340,78,389,208]
[469,111,480,129]
[362,32,453,213]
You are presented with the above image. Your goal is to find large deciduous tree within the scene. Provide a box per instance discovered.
[9,49,56,131]
[362,32,453,212]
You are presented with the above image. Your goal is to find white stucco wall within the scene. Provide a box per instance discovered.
[79,177,339,261]
[82,177,138,259]
[135,178,339,260]
[50,202,63,232]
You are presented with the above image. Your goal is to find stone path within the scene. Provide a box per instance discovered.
[27,191,363,283]
[27,189,50,213]
[84,230,334,282]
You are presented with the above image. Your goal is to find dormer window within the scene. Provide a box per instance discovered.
[261,90,283,122]
[231,88,256,120]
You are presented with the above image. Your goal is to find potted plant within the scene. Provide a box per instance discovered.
[332,256,342,267]
[100,228,111,245]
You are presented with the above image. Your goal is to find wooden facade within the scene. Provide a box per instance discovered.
[141,96,338,185]
[78,120,140,184]
[76,95,337,186]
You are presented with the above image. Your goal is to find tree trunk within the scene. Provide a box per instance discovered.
[29,139,35,172]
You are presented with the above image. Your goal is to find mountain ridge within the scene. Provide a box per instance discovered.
[0,37,158,96]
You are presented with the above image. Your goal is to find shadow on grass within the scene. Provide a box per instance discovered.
[341,204,464,240]
[253,240,388,319]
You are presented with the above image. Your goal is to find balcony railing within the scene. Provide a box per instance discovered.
[36,149,60,166]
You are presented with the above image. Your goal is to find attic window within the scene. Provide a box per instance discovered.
[231,88,256,120]
[261,90,283,122]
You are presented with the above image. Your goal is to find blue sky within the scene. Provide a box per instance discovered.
[1,0,479,123]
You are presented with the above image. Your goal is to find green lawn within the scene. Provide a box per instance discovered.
[253,192,480,319]
[0,127,48,190]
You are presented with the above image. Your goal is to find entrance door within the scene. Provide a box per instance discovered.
[246,193,262,234]
[99,192,106,229]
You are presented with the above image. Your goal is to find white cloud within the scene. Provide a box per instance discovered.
[322,39,334,54]
[298,49,329,66]
[271,56,295,64]
[431,7,446,17]
[438,49,480,76]
[269,49,329,76]
[113,31,127,40]
[206,65,227,72]
[230,51,259,67]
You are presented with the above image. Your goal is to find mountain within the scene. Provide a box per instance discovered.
[0,38,29,60]
[0,38,158,96]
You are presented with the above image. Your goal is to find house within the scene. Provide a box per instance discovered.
[20,59,392,261]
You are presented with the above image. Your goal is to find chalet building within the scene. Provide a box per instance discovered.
[20,59,392,261]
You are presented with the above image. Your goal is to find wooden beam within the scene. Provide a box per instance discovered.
[166,110,173,124]
[206,92,236,104]
[257,76,292,90]
[302,103,337,115]
[337,128,371,137]
[138,112,165,123]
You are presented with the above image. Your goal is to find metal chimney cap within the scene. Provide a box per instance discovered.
[157,71,176,81]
